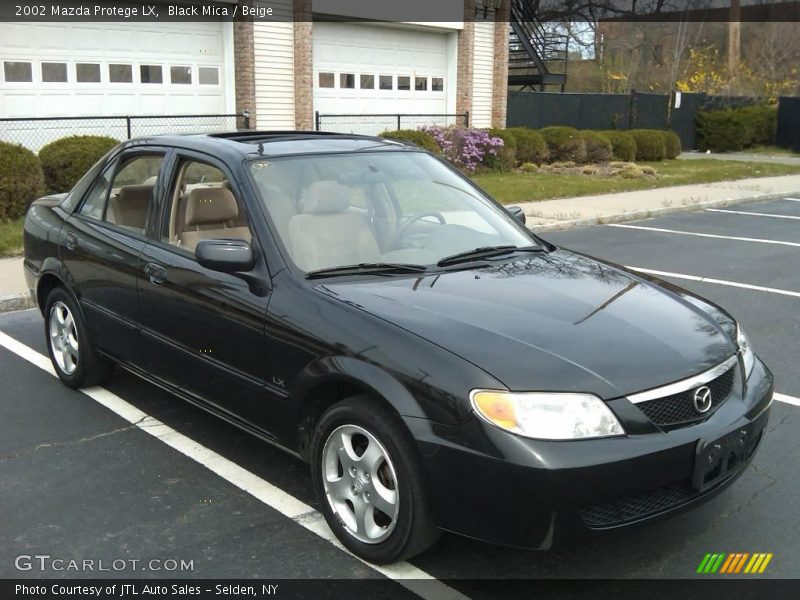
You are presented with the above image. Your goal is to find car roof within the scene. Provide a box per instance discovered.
[122,131,414,159]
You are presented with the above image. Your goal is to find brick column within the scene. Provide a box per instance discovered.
[293,0,314,130]
[456,2,475,122]
[492,1,510,128]
[233,17,256,128]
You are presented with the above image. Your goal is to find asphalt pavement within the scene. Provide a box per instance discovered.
[1,198,798,596]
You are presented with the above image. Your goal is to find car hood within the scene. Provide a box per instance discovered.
[316,250,736,399]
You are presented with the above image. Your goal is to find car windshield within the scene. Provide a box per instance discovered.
[248,150,539,275]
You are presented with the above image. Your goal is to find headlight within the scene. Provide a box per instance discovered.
[470,390,625,440]
[737,324,755,378]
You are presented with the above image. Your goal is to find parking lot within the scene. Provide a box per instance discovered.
[1,197,799,596]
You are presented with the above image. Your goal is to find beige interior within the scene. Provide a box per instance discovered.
[177,187,251,252]
[288,181,380,272]
[106,184,153,233]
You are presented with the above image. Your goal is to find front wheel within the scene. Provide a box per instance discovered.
[310,395,440,564]
[44,287,113,389]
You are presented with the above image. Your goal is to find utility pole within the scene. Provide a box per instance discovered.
[728,0,741,90]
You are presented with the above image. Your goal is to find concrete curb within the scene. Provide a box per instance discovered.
[527,190,798,232]
[0,293,35,313]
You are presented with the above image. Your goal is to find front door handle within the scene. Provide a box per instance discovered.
[65,232,78,251]
[144,263,167,286]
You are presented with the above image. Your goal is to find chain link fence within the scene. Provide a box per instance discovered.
[315,112,470,136]
[0,112,250,152]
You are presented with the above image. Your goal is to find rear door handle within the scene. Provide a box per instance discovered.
[65,232,78,251]
[144,263,167,286]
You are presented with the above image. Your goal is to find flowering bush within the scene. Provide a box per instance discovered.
[421,126,504,172]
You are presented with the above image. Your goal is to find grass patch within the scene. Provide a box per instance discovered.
[740,145,800,157]
[471,159,800,204]
[0,218,24,257]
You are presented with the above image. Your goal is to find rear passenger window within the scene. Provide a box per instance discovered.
[79,161,116,220]
[163,159,251,253]
[105,155,164,233]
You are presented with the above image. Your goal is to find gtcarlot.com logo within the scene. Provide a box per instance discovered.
[696,552,773,574]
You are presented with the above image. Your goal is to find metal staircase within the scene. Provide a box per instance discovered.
[508,0,568,91]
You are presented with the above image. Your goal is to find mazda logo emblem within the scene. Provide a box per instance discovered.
[693,386,713,413]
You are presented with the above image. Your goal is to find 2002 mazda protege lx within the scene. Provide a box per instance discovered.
[24,132,773,564]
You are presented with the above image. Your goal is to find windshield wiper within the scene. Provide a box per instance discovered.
[437,245,545,267]
[306,262,428,279]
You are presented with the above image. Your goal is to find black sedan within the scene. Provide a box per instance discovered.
[23,132,773,564]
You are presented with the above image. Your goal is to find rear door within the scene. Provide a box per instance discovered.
[136,152,278,430]
[61,149,167,360]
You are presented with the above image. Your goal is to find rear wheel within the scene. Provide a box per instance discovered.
[310,395,439,564]
[44,287,112,389]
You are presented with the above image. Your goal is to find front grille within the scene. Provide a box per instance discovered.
[637,367,736,429]
[582,482,695,528]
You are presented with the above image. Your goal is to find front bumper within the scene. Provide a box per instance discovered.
[406,357,773,549]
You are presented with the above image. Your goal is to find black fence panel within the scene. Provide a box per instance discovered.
[315,113,469,135]
[507,91,631,130]
[669,92,706,151]
[630,92,670,130]
[0,112,249,153]
[777,97,800,151]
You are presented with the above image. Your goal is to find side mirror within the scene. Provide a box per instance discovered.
[507,205,527,226]
[195,239,255,273]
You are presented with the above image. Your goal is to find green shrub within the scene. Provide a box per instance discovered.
[628,129,666,161]
[660,130,682,159]
[486,128,518,171]
[39,135,119,193]
[602,130,637,162]
[379,129,440,153]
[0,141,45,221]
[520,162,538,173]
[580,131,613,163]
[695,105,777,152]
[539,126,587,163]
[507,128,550,164]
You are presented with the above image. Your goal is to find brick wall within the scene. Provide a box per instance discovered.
[456,0,475,119]
[492,1,510,128]
[233,17,256,128]
[293,0,314,130]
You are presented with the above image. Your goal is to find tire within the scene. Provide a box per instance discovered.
[44,286,113,389]
[310,395,440,564]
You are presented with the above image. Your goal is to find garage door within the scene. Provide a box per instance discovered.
[0,21,231,148]
[313,22,451,131]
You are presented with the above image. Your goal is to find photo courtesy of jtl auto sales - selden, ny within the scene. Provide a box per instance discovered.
[1,1,799,600]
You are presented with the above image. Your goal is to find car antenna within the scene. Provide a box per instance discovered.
[257,142,264,155]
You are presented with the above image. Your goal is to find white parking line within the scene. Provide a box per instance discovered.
[706,208,800,220]
[0,330,468,600]
[775,393,800,408]
[626,266,800,299]
[608,223,800,248]
[783,198,800,202]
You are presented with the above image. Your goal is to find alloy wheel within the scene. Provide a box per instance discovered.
[49,300,79,375]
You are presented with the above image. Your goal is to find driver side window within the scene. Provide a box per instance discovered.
[162,158,252,253]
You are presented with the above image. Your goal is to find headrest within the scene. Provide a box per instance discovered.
[300,181,352,214]
[111,185,153,228]
[185,187,239,226]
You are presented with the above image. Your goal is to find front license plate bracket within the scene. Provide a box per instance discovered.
[692,427,750,492]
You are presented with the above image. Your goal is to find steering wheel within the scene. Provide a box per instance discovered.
[393,211,446,247]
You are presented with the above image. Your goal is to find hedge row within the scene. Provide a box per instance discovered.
[381,126,681,169]
[0,135,121,223]
[696,105,777,152]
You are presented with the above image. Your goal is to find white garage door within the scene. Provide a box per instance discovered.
[0,21,233,148]
[313,22,453,134]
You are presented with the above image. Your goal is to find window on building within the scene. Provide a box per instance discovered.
[4,61,32,82]
[76,63,101,83]
[397,76,410,91]
[432,77,444,92]
[41,62,67,83]
[415,76,428,91]
[198,67,219,85]
[170,66,192,85]
[140,65,163,84]
[360,74,374,90]
[340,73,355,89]
[318,72,334,88]
[379,75,393,90]
[109,64,132,83]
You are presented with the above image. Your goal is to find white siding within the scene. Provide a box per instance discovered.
[471,21,495,128]
[253,0,295,129]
